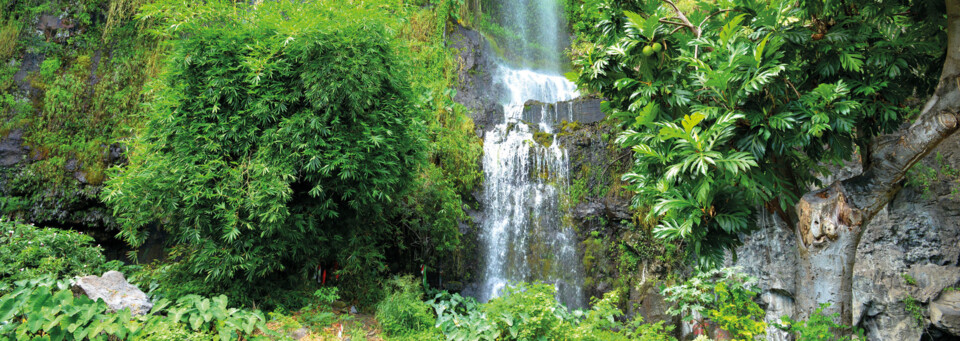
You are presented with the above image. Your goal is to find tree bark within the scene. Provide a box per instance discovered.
[794,0,960,326]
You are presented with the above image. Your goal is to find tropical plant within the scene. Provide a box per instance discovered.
[161,294,266,339]
[480,283,575,340]
[0,219,122,295]
[376,276,439,338]
[0,277,266,341]
[567,0,957,326]
[776,303,862,341]
[428,292,497,341]
[566,0,945,267]
[662,267,766,340]
[427,285,676,341]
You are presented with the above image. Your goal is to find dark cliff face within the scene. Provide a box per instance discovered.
[0,8,139,259]
[447,23,505,139]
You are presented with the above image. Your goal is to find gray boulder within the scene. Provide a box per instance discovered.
[72,271,153,316]
[931,291,960,336]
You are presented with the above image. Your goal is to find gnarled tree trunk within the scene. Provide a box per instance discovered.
[794,0,960,326]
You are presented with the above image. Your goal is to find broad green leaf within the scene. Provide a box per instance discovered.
[636,102,659,126]
[189,313,204,331]
[754,33,772,67]
[682,112,706,134]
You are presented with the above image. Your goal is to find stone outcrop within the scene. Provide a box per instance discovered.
[931,291,960,336]
[521,97,604,126]
[72,271,153,316]
[0,129,27,167]
[733,133,960,340]
[448,23,505,138]
[1,9,127,250]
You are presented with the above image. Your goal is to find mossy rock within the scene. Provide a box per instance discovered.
[533,131,553,147]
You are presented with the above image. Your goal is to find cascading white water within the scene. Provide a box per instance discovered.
[476,64,586,309]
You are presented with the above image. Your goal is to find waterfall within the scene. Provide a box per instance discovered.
[474,0,585,309]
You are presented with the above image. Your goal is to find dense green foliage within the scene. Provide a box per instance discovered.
[662,268,766,340]
[375,276,442,340]
[0,219,122,295]
[0,277,267,341]
[105,0,427,286]
[777,303,862,341]
[98,0,481,306]
[565,0,947,266]
[1,0,481,307]
[427,285,676,340]
[7,0,955,338]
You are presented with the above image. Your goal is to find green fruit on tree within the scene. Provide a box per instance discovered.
[642,45,654,56]
[652,42,662,52]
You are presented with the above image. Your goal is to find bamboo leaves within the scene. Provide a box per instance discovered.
[104,0,431,295]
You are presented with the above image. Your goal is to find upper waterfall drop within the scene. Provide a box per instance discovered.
[472,0,586,309]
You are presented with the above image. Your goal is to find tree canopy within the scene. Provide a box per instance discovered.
[566,0,947,266]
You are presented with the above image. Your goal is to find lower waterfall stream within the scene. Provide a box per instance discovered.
[474,65,586,309]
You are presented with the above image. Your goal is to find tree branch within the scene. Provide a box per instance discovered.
[839,0,960,218]
[699,9,736,29]
[662,0,700,37]
[659,19,688,27]
[787,0,959,328]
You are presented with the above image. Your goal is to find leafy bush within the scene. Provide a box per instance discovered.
[0,277,158,340]
[104,0,430,302]
[0,219,122,295]
[427,285,675,341]
[160,294,266,339]
[663,268,766,340]
[376,276,438,338]
[776,303,862,340]
[481,283,573,340]
[0,277,266,341]
[707,282,766,340]
[428,292,497,340]
[571,290,676,341]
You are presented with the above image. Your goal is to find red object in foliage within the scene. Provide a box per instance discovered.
[322,269,327,285]
[692,319,707,336]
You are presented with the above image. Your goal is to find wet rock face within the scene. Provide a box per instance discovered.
[1,10,124,241]
[447,23,504,137]
[0,129,27,167]
[521,98,604,127]
[733,133,960,341]
[730,211,797,341]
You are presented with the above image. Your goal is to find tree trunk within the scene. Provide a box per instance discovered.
[794,0,960,326]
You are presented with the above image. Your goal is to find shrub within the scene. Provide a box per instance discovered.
[0,277,266,341]
[572,290,676,341]
[427,286,676,341]
[663,267,766,340]
[0,219,122,295]
[777,303,862,340]
[376,276,438,338]
[104,0,430,302]
[706,281,766,341]
[482,282,574,340]
[136,320,216,341]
